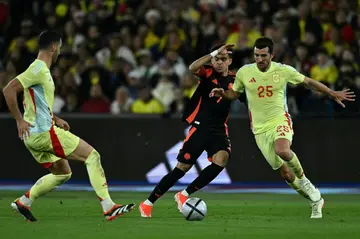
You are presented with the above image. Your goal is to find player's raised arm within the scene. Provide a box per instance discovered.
[303,77,356,108]
[189,43,235,75]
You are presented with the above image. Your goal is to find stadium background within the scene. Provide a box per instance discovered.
[0,0,359,191]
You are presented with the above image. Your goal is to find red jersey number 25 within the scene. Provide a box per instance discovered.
[258,86,273,98]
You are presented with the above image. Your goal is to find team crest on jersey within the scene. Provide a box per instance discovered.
[272,74,280,83]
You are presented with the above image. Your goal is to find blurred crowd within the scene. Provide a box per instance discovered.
[0,0,359,116]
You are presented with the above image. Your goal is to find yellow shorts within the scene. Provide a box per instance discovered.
[24,125,80,168]
[254,120,293,170]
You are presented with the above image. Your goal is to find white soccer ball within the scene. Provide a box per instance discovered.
[181,198,207,221]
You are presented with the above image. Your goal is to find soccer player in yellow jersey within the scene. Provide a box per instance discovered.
[211,37,355,219]
[3,31,135,222]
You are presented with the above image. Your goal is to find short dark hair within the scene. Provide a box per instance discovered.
[38,30,62,50]
[296,42,309,49]
[210,43,233,58]
[317,47,328,56]
[254,37,274,54]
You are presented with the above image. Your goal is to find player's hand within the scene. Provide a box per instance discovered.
[330,88,356,108]
[209,88,225,98]
[16,119,33,141]
[55,117,70,131]
[217,43,235,55]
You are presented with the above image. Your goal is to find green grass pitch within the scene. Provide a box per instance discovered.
[0,191,359,239]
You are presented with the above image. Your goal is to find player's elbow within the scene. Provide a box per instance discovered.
[303,77,313,86]
[3,79,23,97]
[2,84,12,98]
[188,64,198,74]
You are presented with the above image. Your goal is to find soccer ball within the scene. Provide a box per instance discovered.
[181,198,207,221]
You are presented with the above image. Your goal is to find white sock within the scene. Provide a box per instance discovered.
[19,195,32,207]
[181,190,189,197]
[101,197,115,212]
[144,199,153,206]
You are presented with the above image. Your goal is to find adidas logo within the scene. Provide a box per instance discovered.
[249,77,256,83]
[146,127,232,184]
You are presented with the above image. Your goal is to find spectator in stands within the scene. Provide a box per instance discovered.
[287,3,323,49]
[227,17,261,50]
[151,76,177,114]
[61,91,81,113]
[131,86,164,114]
[81,84,110,113]
[182,72,197,106]
[63,20,86,53]
[1,0,359,116]
[310,48,339,87]
[110,86,133,114]
[128,49,157,87]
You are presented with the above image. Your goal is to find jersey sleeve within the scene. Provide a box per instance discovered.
[232,69,245,93]
[17,65,45,89]
[284,65,305,85]
[194,65,213,80]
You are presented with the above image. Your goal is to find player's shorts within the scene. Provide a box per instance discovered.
[254,120,293,170]
[24,125,80,168]
[177,126,231,165]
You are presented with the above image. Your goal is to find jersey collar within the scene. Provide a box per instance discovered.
[256,62,274,74]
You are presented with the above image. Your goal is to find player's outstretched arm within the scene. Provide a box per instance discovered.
[303,77,356,107]
[3,79,33,140]
[210,88,240,101]
[188,44,235,74]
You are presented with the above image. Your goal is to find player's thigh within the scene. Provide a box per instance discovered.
[51,126,94,162]
[25,146,63,170]
[67,139,94,162]
[254,131,283,170]
[51,126,82,159]
[274,123,293,148]
[24,129,75,171]
[206,133,231,166]
[177,126,206,165]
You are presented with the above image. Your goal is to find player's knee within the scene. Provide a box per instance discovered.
[92,149,101,160]
[212,151,229,167]
[54,172,72,185]
[85,149,101,164]
[176,162,192,172]
[275,147,292,161]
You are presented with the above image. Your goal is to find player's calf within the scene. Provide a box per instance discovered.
[68,139,135,217]
[179,150,228,202]
[142,165,188,206]
[211,150,229,167]
[14,171,72,211]
[275,139,304,178]
[279,164,295,182]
